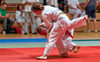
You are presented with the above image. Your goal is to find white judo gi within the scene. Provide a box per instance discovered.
[15,10,25,34]
[68,0,85,19]
[39,22,77,55]
[46,0,58,8]
[41,6,86,56]
[22,0,41,34]
[67,0,85,49]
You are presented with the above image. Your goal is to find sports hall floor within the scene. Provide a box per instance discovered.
[0,32,100,62]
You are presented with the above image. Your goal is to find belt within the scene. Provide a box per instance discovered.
[47,30,74,39]
[66,31,74,38]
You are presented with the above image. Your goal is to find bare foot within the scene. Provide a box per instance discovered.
[61,53,69,57]
[36,56,47,60]
[73,46,80,53]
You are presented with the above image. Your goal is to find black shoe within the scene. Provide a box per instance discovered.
[32,32,37,34]
[24,33,27,35]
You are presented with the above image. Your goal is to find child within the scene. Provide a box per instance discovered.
[37,22,80,54]
[22,0,41,34]
[15,5,25,34]
[32,3,88,59]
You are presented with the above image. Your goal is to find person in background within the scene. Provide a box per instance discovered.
[15,5,25,34]
[46,0,58,8]
[22,0,41,35]
[84,0,99,32]
[58,0,68,12]
[0,3,9,34]
[43,0,47,5]
[67,0,85,19]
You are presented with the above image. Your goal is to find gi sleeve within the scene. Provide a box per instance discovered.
[42,14,53,31]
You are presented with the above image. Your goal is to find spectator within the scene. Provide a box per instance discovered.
[15,5,25,34]
[0,3,9,34]
[46,0,58,8]
[84,0,99,32]
[67,0,85,19]
[22,0,41,35]
[58,0,65,11]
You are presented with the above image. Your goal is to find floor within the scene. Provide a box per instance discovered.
[0,32,100,48]
[0,32,100,39]
[0,32,100,62]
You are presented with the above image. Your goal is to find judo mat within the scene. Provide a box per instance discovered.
[0,46,100,62]
[0,38,100,62]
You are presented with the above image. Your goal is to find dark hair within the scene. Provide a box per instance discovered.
[0,0,5,5]
[36,25,47,34]
[32,3,44,11]
[1,2,7,6]
[0,0,3,5]
[0,0,2,4]
[17,5,24,10]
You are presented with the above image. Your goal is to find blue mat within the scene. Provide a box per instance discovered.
[0,38,47,43]
[0,38,100,43]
